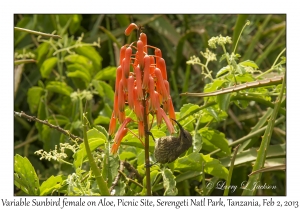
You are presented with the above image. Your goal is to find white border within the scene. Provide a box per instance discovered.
[2,0,299,209]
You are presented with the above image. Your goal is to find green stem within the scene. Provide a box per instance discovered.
[14,27,61,39]
[242,71,286,195]
[233,20,250,54]
[59,159,73,166]
[209,115,285,156]
[14,59,36,65]
[201,162,206,195]
[82,115,110,195]
[256,48,286,79]
[223,144,240,196]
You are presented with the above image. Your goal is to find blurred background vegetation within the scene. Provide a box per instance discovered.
[14,14,286,195]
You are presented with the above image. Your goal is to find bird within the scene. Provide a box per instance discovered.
[152,119,193,164]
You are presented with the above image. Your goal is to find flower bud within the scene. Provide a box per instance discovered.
[137,40,144,69]
[140,33,147,53]
[125,23,138,36]
[119,46,126,66]
[157,58,167,80]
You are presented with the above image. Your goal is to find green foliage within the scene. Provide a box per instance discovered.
[14,14,285,196]
[14,154,40,195]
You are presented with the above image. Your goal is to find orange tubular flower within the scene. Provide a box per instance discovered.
[134,66,143,100]
[156,107,163,127]
[155,48,162,63]
[158,58,167,80]
[142,55,150,89]
[127,75,135,109]
[118,80,125,112]
[168,99,176,124]
[108,112,117,136]
[115,66,122,96]
[159,107,175,134]
[111,128,128,154]
[113,94,119,119]
[154,91,161,109]
[154,68,168,102]
[133,87,144,121]
[137,40,144,69]
[125,23,138,36]
[119,46,126,66]
[149,56,155,75]
[140,33,147,53]
[148,76,156,112]
[118,111,125,123]
[121,59,128,92]
[124,47,132,78]
[164,80,170,96]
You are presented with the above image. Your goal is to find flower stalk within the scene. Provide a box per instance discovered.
[109,23,177,195]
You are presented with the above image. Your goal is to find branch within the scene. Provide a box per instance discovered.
[110,161,124,193]
[123,161,143,183]
[14,27,61,39]
[180,75,283,97]
[14,111,83,142]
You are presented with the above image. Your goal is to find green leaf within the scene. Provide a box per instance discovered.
[14,154,40,195]
[216,65,231,78]
[232,73,255,83]
[174,152,228,179]
[87,127,107,140]
[36,42,50,67]
[40,57,57,78]
[103,154,119,187]
[201,154,228,179]
[94,125,109,138]
[67,63,91,85]
[217,93,231,111]
[204,79,226,93]
[64,54,94,76]
[119,151,136,161]
[92,80,114,103]
[27,86,44,113]
[93,115,110,125]
[193,132,202,153]
[73,128,106,168]
[41,125,61,151]
[233,98,249,109]
[162,168,178,195]
[67,70,91,84]
[206,106,221,122]
[39,175,65,195]
[239,60,259,69]
[75,45,102,71]
[180,103,200,118]
[46,81,73,96]
[94,66,117,80]
[200,127,230,155]
[220,144,286,168]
